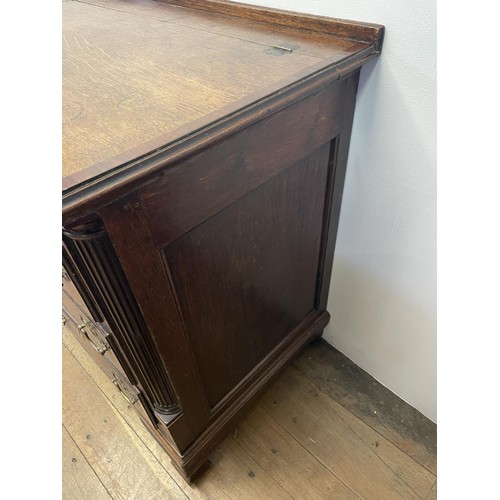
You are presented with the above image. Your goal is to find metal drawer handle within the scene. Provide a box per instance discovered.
[77,320,109,354]
[112,374,138,405]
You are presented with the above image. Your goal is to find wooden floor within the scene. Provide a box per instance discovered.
[62,329,437,499]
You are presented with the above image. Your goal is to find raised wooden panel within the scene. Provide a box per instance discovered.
[164,143,332,408]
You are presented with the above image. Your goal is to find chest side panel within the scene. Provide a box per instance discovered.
[164,143,331,407]
[97,76,355,446]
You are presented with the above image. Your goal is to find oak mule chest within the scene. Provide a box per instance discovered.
[62,0,384,481]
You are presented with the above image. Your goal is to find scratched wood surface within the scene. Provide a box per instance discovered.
[62,0,368,178]
[62,328,437,499]
[62,426,111,500]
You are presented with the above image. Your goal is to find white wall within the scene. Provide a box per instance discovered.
[240,0,437,421]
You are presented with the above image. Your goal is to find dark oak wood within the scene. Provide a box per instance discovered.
[165,144,330,408]
[99,193,209,452]
[62,0,383,482]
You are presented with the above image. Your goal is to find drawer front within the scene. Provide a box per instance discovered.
[63,308,113,378]
[63,309,152,409]
[62,291,123,373]
[63,310,156,426]
[62,257,140,386]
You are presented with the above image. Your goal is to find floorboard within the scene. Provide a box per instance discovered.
[62,425,112,500]
[234,406,358,499]
[62,346,188,500]
[292,339,437,474]
[427,481,437,500]
[261,367,435,500]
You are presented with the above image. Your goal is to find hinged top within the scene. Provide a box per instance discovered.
[62,0,383,219]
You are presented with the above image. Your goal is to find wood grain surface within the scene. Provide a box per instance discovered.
[234,406,358,499]
[62,346,188,499]
[162,0,384,49]
[292,338,438,475]
[164,144,330,407]
[64,326,292,499]
[62,426,111,500]
[63,0,368,179]
[261,368,436,500]
[427,482,437,500]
